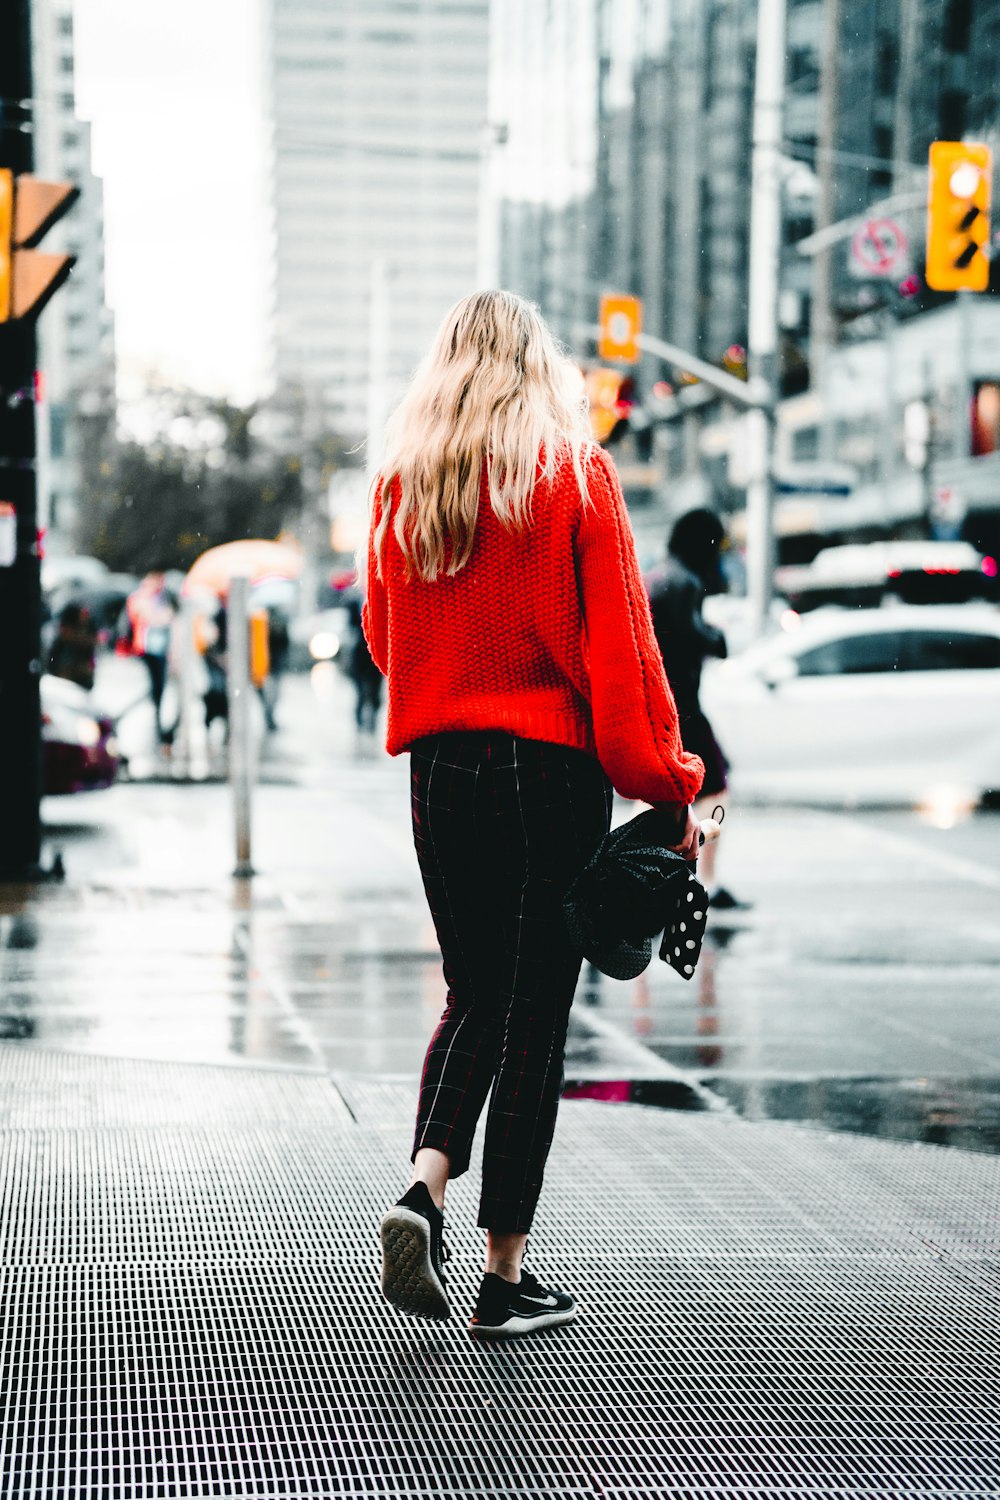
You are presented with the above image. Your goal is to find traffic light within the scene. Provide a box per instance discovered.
[585,367,631,443]
[584,370,656,457]
[0,171,12,321]
[0,170,79,322]
[598,293,643,362]
[926,141,992,293]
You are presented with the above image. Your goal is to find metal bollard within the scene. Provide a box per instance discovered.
[227,576,254,877]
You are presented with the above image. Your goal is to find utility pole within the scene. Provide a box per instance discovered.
[745,0,786,637]
[811,0,841,393]
[0,0,43,878]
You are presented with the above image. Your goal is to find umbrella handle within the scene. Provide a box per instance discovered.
[698,819,722,847]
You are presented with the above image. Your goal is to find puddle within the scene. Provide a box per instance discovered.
[563,1070,1000,1156]
[562,1077,710,1112]
[704,1073,1000,1155]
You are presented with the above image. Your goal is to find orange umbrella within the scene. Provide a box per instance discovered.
[184,539,303,598]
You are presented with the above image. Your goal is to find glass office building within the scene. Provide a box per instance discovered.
[267,0,490,436]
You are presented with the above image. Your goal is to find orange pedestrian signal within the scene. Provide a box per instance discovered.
[249,609,271,688]
[926,141,992,293]
[585,368,628,443]
[598,293,642,363]
[0,171,79,322]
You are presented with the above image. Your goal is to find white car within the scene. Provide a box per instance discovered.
[700,605,1000,806]
[287,606,350,671]
[774,540,997,611]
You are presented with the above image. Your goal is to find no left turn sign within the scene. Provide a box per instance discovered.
[850,218,909,277]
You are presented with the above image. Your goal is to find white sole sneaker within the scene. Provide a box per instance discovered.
[379,1205,452,1320]
[469,1305,577,1339]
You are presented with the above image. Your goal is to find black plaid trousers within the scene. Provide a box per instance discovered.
[409,731,613,1233]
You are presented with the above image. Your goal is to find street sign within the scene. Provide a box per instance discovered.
[930,484,966,538]
[598,293,642,362]
[850,217,909,278]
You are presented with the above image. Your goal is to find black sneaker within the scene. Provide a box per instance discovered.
[469,1267,577,1340]
[379,1182,452,1320]
[708,886,752,911]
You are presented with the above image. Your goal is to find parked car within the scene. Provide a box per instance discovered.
[41,674,121,795]
[700,605,1000,806]
[774,540,999,612]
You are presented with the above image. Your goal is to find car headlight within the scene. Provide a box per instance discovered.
[309,631,340,661]
[75,716,102,748]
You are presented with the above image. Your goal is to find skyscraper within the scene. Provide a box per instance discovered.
[30,0,114,548]
[266,0,490,437]
[490,0,600,348]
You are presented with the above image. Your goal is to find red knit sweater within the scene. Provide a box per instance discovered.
[362,445,705,805]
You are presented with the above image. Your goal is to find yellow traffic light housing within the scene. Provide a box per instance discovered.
[0,170,13,321]
[585,368,626,443]
[598,293,642,362]
[0,170,79,322]
[926,141,992,292]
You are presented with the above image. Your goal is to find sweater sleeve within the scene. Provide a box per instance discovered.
[576,449,705,804]
[361,482,389,676]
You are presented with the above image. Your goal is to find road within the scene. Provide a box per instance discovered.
[5,656,999,1156]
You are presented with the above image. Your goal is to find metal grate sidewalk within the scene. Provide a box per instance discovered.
[1,1046,997,1498]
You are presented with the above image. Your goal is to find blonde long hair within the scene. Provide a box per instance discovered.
[373,290,594,581]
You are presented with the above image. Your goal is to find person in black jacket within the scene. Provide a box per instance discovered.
[344,588,384,737]
[648,508,749,910]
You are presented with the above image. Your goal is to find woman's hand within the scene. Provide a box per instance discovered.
[653,803,701,861]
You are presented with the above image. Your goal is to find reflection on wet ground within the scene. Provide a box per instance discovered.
[3,671,999,1159]
[562,1069,1000,1154]
[704,1072,1000,1154]
[564,892,1000,1154]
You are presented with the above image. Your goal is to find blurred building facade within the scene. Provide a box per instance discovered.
[489,0,599,348]
[267,0,489,438]
[491,0,1000,559]
[30,0,115,553]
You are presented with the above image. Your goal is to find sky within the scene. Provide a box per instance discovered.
[73,0,271,403]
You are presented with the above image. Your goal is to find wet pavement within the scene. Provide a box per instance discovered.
[3,659,999,1495]
[7,658,1000,1156]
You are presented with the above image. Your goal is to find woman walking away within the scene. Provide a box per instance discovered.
[364,291,705,1341]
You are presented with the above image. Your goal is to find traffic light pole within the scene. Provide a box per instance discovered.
[745,0,786,638]
[0,0,47,879]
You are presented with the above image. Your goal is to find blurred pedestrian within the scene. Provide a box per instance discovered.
[259,607,290,733]
[648,508,749,910]
[365,290,706,1339]
[47,603,97,692]
[344,590,383,736]
[202,602,229,736]
[121,569,176,749]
